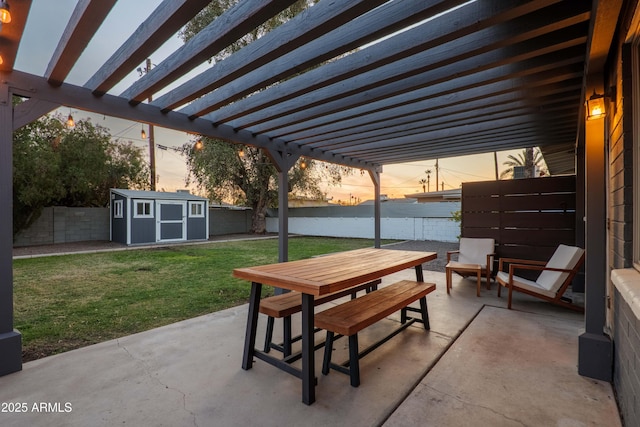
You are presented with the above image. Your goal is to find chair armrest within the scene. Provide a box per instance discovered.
[486,253,496,270]
[507,263,575,279]
[498,257,546,272]
[446,250,459,263]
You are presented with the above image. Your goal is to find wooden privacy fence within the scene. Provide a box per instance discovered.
[461,176,578,280]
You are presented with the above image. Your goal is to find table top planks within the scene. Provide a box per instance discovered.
[233,248,437,295]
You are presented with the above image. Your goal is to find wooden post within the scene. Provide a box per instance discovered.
[578,80,612,381]
[369,170,381,248]
[0,83,22,376]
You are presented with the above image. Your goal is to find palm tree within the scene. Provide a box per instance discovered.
[419,178,427,192]
[425,169,432,192]
[500,147,547,179]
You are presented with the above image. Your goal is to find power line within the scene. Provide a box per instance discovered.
[156,144,182,153]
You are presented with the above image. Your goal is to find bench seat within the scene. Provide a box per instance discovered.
[315,280,436,386]
[259,279,381,318]
[259,279,381,355]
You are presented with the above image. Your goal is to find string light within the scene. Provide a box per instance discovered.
[0,1,11,24]
[141,125,147,139]
[300,158,307,169]
[238,147,245,158]
[194,139,203,150]
[66,111,75,129]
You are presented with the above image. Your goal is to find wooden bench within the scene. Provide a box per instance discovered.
[260,279,381,356]
[315,280,436,387]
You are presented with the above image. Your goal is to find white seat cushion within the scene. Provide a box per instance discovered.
[496,271,556,298]
[536,245,585,293]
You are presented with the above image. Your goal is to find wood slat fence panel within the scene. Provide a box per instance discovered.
[461,175,577,281]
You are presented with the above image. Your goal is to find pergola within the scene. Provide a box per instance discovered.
[0,0,618,381]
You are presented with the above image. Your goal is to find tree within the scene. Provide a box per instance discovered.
[499,147,548,179]
[178,1,347,234]
[181,138,345,233]
[425,169,432,192]
[13,110,149,238]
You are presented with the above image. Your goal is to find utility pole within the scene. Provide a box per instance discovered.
[142,58,156,191]
[435,159,439,191]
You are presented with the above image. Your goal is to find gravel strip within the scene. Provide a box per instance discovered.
[383,240,459,273]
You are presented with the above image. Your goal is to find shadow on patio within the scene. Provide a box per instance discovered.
[0,269,620,427]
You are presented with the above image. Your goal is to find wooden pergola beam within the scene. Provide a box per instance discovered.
[85,0,212,96]
[171,0,461,116]
[120,0,301,104]
[285,78,583,145]
[310,98,580,151]
[337,116,577,156]
[45,0,117,86]
[2,70,379,171]
[243,45,586,137]
[0,0,32,72]
[199,0,583,126]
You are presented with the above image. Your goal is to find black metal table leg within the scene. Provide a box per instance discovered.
[263,316,274,353]
[301,293,316,405]
[242,282,262,370]
[420,296,430,330]
[283,316,292,357]
[415,264,424,282]
[348,334,360,387]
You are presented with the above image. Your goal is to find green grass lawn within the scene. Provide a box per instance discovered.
[13,236,394,361]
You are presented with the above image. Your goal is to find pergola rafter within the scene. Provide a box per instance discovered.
[85,0,213,96]
[0,0,592,173]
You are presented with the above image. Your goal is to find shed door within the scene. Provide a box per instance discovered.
[156,201,186,242]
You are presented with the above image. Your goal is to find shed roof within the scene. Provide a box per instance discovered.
[111,189,207,201]
[0,1,617,175]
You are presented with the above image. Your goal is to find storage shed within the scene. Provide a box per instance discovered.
[110,189,209,246]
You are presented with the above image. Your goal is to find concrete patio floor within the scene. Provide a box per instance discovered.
[0,269,621,427]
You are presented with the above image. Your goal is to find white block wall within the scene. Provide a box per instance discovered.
[266,217,459,242]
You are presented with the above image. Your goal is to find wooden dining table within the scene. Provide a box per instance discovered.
[233,247,437,405]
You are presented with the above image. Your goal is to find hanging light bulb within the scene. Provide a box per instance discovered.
[0,1,11,24]
[194,139,203,150]
[141,126,147,139]
[238,147,245,158]
[66,112,75,129]
[300,158,307,169]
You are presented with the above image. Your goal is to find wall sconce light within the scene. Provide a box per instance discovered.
[66,112,75,129]
[140,126,147,140]
[0,1,11,24]
[194,139,203,150]
[586,90,606,120]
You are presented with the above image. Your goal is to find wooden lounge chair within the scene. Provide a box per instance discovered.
[446,237,495,296]
[496,244,585,312]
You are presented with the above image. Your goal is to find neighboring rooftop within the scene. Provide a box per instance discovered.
[404,188,462,203]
